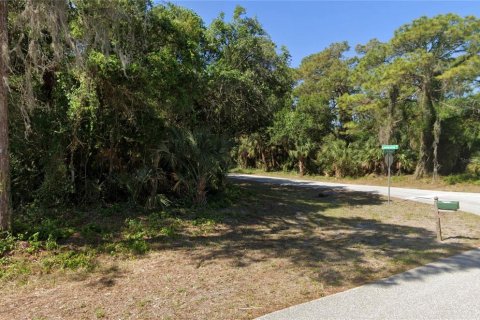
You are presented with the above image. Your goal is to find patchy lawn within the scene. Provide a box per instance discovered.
[231,168,480,193]
[1,180,480,320]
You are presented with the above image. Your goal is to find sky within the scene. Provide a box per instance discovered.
[165,1,480,67]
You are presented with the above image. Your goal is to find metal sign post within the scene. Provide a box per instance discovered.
[385,151,393,204]
[382,145,398,204]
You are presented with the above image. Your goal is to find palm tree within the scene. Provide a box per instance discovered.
[167,129,230,205]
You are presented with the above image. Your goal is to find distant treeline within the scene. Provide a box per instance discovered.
[235,14,480,180]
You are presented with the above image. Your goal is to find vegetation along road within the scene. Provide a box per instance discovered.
[231,174,480,216]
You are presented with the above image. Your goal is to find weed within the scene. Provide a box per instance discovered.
[27,232,42,254]
[0,259,31,280]
[100,242,122,256]
[95,307,106,318]
[145,211,172,228]
[80,223,107,242]
[42,250,96,272]
[37,218,74,241]
[0,257,9,265]
[123,234,150,255]
[45,234,58,251]
[125,218,144,233]
[207,184,249,209]
[137,299,151,308]
[0,233,16,256]
[160,226,177,238]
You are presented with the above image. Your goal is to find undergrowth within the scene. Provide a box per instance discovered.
[0,184,249,282]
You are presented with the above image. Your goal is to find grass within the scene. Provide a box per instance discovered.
[231,167,480,192]
[0,185,248,282]
[1,179,480,319]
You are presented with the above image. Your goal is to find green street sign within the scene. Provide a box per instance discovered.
[382,145,399,150]
[382,144,399,204]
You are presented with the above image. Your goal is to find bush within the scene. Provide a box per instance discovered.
[444,174,480,185]
[317,137,361,177]
[0,233,17,256]
[466,154,480,176]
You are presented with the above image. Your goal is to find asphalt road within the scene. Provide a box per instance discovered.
[230,174,480,216]
[257,248,480,320]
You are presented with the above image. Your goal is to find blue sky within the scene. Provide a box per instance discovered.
[166,1,480,67]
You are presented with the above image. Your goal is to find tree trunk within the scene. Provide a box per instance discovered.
[195,175,207,205]
[261,151,268,171]
[378,86,398,146]
[298,157,305,176]
[414,84,435,179]
[0,0,11,231]
[334,165,342,178]
[240,150,248,169]
[432,115,441,182]
[386,86,398,143]
[146,150,161,209]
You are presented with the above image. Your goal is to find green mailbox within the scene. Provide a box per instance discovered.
[434,198,460,242]
[437,200,460,211]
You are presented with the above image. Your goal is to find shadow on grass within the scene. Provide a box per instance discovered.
[86,264,126,288]
[145,179,475,287]
[9,177,478,289]
[373,249,480,287]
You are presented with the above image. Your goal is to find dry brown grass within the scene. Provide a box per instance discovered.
[1,180,480,320]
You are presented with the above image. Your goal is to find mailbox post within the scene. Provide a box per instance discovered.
[433,197,460,241]
[434,197,442,241]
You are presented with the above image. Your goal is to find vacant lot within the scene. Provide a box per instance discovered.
[1,180,480,320]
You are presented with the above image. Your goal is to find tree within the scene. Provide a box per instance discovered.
[6,1,240,209]
[386,14,480,178]
[353,39,412,146]
[296,42,355,139]
[0,0,11,231]
[203,6,293,136]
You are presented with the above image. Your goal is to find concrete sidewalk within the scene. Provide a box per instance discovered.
[257,248,480,320]
[230,174,480,216]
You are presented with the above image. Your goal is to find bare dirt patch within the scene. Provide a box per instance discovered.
[1,180,479,320]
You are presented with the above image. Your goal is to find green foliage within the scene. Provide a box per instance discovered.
[317,137,355,177]
[203,6,293,135]
[444,174,480,185]
[42,250,97,272]
[237,14,480,179]
[9,3,286,214]
[14,213,74,243]
[95,308,106,319]
[0,259,31,281]
[3,1,480,284]
[466,153,480,176]
[0,183,257,280]
[0,233,16,256]
[45,234,58,251]
[26,232,42,253]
